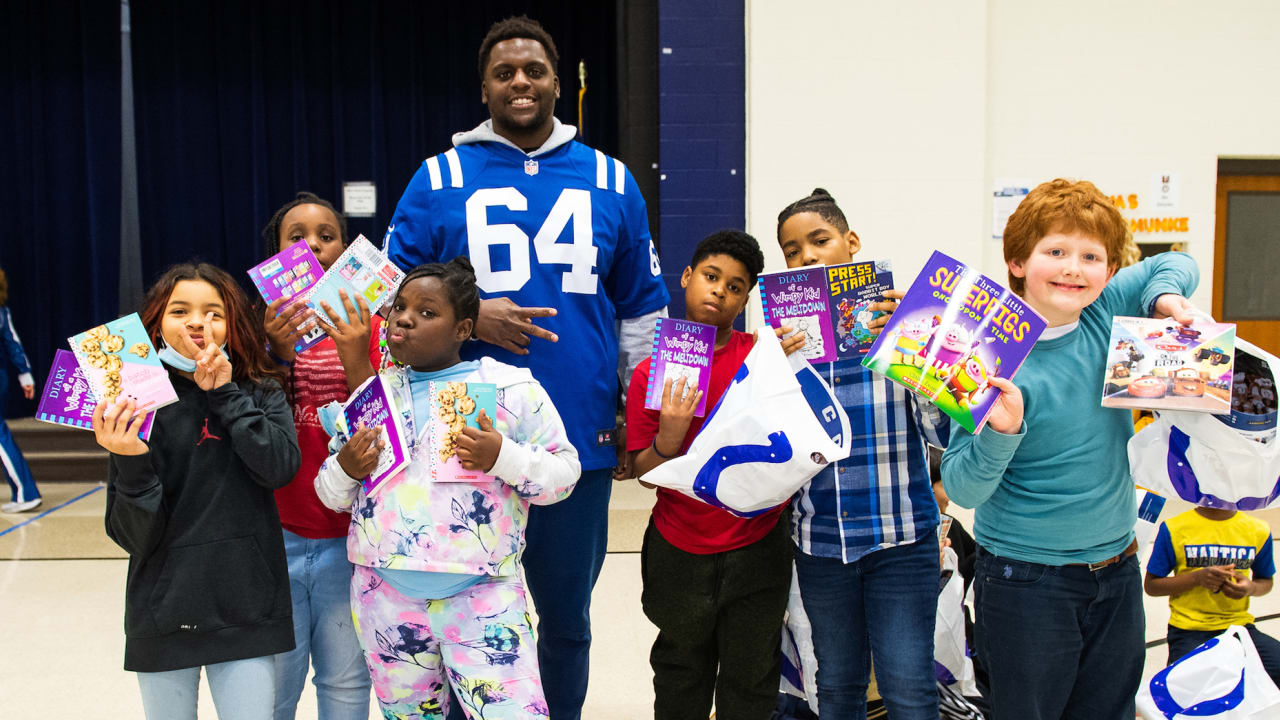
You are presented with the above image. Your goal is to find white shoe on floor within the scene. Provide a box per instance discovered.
[1,498,42,513]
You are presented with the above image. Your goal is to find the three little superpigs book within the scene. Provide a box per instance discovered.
[862,250,1046,433]
[1101,316,1235,414]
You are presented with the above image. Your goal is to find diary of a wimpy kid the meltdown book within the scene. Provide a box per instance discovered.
[644,318,717,417]
[862,250,1046,433]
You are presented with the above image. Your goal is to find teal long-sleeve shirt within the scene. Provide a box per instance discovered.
[940,252,1199,565]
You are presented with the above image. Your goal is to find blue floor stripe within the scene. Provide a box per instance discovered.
[0,485,103,539]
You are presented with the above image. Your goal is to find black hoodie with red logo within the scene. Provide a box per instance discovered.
[105,372,300,672]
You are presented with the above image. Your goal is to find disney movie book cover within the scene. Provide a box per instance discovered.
[644,317,717,416]
[1101,316,1235,413]
[37,349,154,439]
[247,239,326,353]
[424,381,498,483]
[862,251,1046,433]
[758,260,894,364]
[68,313,178,417]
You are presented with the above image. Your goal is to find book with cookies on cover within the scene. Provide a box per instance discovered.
[426,380,498,483]
[67,313,178,416]
[318,375,410,497]
[38,349,155,439]
[758,260,894,364]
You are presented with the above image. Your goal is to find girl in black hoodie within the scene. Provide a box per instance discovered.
[94,263,300,720]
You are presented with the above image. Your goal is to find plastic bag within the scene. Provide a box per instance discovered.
[779,565,820,714]
[1128,339,1280,511]
[640,327,851,516]
[1137,625,1280,719]
[936,546,979,697]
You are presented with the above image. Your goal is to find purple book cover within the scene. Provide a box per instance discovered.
[758,267,838,364]
[863,250,1047,433]
[247,240,327,353]
[37,349,154,439]
[825,260,894,358]
[344,375,410,497]
[644,318,717,416]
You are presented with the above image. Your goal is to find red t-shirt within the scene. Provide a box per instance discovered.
[275,315,383,539]
[626,330,787,554]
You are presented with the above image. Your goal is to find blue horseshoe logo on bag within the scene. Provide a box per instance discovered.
[692,431,793,518]
[1147,637,1245,718]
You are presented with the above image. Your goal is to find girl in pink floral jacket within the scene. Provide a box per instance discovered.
[315,258,578,720]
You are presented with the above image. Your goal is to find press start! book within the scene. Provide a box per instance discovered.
[862,250,1046,433]
[67,313,178,416]
[758,260,894,364]
[644,318,716,416]
[1101,316,1235,413]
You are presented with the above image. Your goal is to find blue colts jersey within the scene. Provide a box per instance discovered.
[384,139,669,470]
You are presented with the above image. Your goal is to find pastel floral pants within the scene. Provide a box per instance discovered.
[350,565,548,719]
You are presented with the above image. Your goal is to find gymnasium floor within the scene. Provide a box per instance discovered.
[2,480,1277,718]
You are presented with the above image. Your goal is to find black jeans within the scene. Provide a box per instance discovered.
[641,510,793,720]
[1167,623,1280,687]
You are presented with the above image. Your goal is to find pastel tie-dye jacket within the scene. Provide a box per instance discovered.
[314,358,580,577]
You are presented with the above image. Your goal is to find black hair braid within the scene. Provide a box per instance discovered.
[393,256,481,328]
[776,187,850,239]
[259,191,349,261]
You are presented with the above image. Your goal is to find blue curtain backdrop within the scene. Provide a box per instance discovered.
[2,0,620,417]
[0,0,122,417]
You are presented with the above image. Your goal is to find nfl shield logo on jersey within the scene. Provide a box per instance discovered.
[524,159,539,176]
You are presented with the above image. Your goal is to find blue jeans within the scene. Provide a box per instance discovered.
[973,547,1145,720]
[138,656,275,720]
[793,534,940,720]
[272,531,370,720]
[519,467,612,720]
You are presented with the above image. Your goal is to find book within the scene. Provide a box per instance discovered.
[67,313,178,416]
[247,240,327,353]
[644,317,717,416]
[318,375,411,497]
[37,349,154,439]
[758,260,894,363]
[862,250,1047,433]
[425,380,499,483]
[1101,316,1235,414]
[308,235,406,327]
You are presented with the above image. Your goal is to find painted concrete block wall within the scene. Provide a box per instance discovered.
[746,0,1280,325]
[659,0,746,322]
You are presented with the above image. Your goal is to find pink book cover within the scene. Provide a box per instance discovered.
[67,313,178,416]
[247,240,327,353]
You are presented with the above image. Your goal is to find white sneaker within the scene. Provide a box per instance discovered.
[1,498,42,513]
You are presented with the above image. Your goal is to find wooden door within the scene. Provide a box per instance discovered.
[1213,174,1280,356]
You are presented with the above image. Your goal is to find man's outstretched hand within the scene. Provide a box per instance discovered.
[475,297,559,355]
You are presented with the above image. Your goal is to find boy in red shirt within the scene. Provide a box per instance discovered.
[626,230,799,720]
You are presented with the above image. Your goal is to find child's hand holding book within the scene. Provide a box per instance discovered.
[454,409,502,472]
[92,396,149,457]
[982,376,1025,435]
[337,425,385,480]
[263,296,316,363]
[655,376,701,458]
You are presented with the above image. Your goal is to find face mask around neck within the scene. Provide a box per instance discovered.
[158,343,198,372]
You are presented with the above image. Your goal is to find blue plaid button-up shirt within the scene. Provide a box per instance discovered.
[791,358,949,563]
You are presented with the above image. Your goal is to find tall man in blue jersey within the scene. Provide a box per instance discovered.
[383,16,669,719]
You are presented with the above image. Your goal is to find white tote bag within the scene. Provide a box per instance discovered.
[1128,339,1280,511]
[640,327,852,516]
[1137,625,1280,720]
[935,546,979,697]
